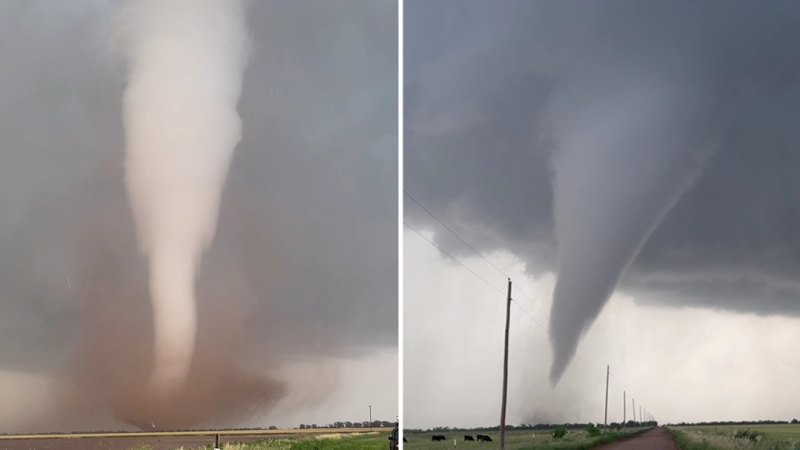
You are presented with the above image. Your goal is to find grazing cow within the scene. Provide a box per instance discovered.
[476,434,493,442]
[403,437,408,443]
[464,435,475,441]
[432,435,447,441]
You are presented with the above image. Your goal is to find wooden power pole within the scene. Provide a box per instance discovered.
[623,390,626,426]
[604,365,609,427]
[499,278,512,450]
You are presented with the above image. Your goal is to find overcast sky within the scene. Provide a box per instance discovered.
[0,0,396,432]
[405,0,800,428]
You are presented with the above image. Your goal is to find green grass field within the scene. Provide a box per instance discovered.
[670,424,800,449]
[216,432,392,450]
[403,427,647,450]
[122,431,391,450]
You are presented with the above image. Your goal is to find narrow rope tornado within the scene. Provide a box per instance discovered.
[119,0,250,395]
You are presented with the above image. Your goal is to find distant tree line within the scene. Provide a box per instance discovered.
[406,421,659,433]
[405,418,800,433]
[668,419,798,426]
[296,420,394,429]
[0,426,284,435]
[0,421,396,436]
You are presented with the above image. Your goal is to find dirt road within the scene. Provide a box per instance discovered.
[594,427,680,450]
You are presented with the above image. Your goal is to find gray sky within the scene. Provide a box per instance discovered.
[405,0,800,428]
[0,0,396,432]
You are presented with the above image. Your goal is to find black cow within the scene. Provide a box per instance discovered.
[464,435,475,441]
[476,434,493,442]
[403,437,408,443]
[432,435,447,441]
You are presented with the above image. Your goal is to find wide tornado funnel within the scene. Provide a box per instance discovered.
[118,0,250,395]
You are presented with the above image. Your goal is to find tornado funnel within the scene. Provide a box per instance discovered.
[546,76,716,384]
[118,0,250,394]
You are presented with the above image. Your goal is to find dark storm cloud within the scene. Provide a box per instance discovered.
[0,0,396,429]
[405,0,800,317]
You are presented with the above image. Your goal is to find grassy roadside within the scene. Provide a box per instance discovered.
[531,428,651,450]
[668,428,723,450]
[668,426,800,450]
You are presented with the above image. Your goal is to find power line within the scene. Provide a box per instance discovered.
[404,198,612,371]
[404,194,639,397]
[403,221,506,298]
[512,286,553,321]
[405,190,552,320]
[404,219,551,334]
[405,190,509,277]
[510,300,548,331]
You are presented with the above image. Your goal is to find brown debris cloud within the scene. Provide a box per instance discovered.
[0,0,397,432]
[61,168,285,430]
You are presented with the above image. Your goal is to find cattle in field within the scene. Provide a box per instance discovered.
[403,437,408,443]
[432,435,447,441]
[476,434,493,442]
[464,435,475,441]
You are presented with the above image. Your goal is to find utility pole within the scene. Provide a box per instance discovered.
[604,365,609,427]
[632,398,636,423]
[369,405,372,431]
[623,390,626,426]
[499,278,512,450]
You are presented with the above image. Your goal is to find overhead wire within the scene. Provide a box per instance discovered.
[403,220,506,298]
[404,190,645,395]
[404,190,552,320]
[404,191,662,419]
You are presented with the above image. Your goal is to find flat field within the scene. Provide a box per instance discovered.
[403,427,647,450]
[220,431,392,450]
[670,424,800,449]
[0,428,391,450]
